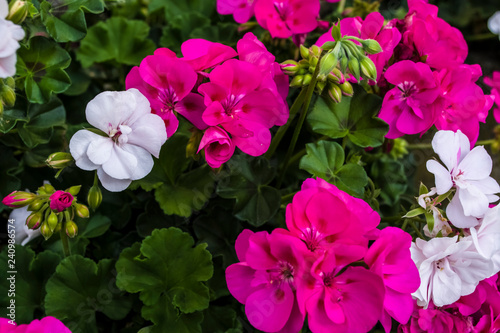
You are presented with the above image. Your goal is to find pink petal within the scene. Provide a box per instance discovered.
[175,93,208,130]
[226,263,259,303]
[181,39,237,71]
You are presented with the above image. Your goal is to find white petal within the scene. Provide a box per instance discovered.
[432,260,462,306]
[97,167,131,192]
[0,2,7,18]
[458,186,489,217]
[426,160,453,195]
[488,11,500,35]
[446,194,480,228]
[469,177,500,196]
[127,114,167,158]
[458,146,493,180]
[0,53,16,78]
[122,144,154,180]
[87,136,113,165]
[123,88,152,125]
[9,23,24,41]
[69,130,100,171]
[86,91,136,132]
[102,145,138,179]
[431,130,469,171]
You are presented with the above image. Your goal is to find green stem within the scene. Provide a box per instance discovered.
[281,191,298,204]
[475,139,495,146]
[409,220,424,239]
[277,53,325,188]
[466,33,497,41]
[336,0,347,16]
[60,221,71,257]
[407,143,432,150]
[264,88,308,159]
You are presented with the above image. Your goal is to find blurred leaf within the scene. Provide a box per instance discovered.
[190,22,240,46]
[149,0,215,20]
[136,199,177,237]
[300,140,368,197]
[45,256,132,332]
[0,146,21,212]
[371,155,407,206]
[308,87,388,148]
[16,37,71,104]
[80,213,111,238]
[76,17,155,67]
[217,155,280,226]
[160,12,210,53]
[116,228,213,333]
[40,0,105,42]
[0,109,28,133]
[201,305,240,333]
[0,247,61,323]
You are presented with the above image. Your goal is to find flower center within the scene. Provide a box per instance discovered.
[435,259,445,271]
[221,94,244,118]
[302,227,323,252]
[278,261,294,283]
[397,81,417,98]
[108,124,132,145]
[158,88,178,113]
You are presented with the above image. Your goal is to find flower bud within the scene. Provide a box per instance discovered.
[327,72,341,83]
[50,191,74,212]
[361,39,382,54]
[359,56,377,81]
[328,83,343,103]
[318,51,338,76]
[75,203,90,218]
[302,74,312,86]
[66,185,81,196]
[310,45,322,58]
[331,23,341,42]
[348,57,361,81]
[46,152,74,169]
[6,0,29,24]
[315,80,327,93]
[87,184,102,211]
[340,55,348,73]
[1,86,16,108]
[43,184,56,194]
[309,56,318,69]
[2,191,36,208]
[4,77,15,89]
[300,45,309,60]
[47,212,58,232]
[28,198,45,211]
[40,222,53,240]
[26,212,43,229]
[281,60,299,74]
[65,221,78,238]
[290,75,304,87]
[339,81,353,97]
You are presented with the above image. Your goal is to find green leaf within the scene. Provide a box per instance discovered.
[40,0,105,42]
[201,305,240,333]
[403,207,426,218]
[45,256,132,333]
[0,247,61,324]
[217,155,280,226]
[0,109,28,133]
[371,155,408,206]
[116,228,213,333]
[159,12,210,53]
[149,0,215,20]
[80,213,111,238]
[136,199,177,238]
[16,37,71,104]
[155,165,215,217]
[76,17,156,67]
[299,140,368,197]
[307,87,388,148]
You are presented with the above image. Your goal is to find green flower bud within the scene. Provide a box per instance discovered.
[315,80,327,93]
[327,83,342,103]
[43,184,56,194]
[87,184,102,211]
[46,152,74,169]
[290,75,304,87]
[302,74,312,86]
[348,57,361,81]
[7,0,28,24]
[40,222,53,240]
[331,23,341,42]
[359,56,377,81]
[281,60,299,74]
[327,72,341,83]
[28,198,45,212]
[361,39,382,54]
[318,51,339,76]
[309,56,318,69]
[310,45,322,58]
[3,191,36,208]
[66,185,81,196]
[339,81,353,97]
[26,212,43,229]
[75,203,90,218]
[1,86,16,108]
[47,212,58,232]
[300,45,309,60]
[340,53,348,73]
[65,221,78,238]
[5,77,15,89]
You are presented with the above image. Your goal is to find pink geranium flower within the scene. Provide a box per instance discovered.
[365,227,420,332]
[199,59,282,156]
[254,0,320,39]
[49,190,74,212]
[225,229,310,332]
[180,39,237,73]
[125,49,208,137]
[484,71,500,123]
[298,261,385,333]
[316,13,401,83]
[197,126,235,168]
[216,0,255,24]
[0,316,71,332]
[286,178,380,265]
[378,60,439,139]
[433,64,493,144]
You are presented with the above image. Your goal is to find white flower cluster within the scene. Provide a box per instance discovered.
[412,130,500,308]
[0,0,24,78]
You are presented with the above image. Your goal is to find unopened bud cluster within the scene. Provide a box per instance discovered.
[281,22,381,104]
[2,183,90,240]
[0,78,16,115]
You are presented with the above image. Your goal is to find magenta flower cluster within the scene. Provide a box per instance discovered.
[315,0,492,145]
[126,33,289,168]
[226,178,420,333]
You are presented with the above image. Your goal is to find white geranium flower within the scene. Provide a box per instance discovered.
[69,89,167,192]
[488,11,500,38]
[411,235,493,308]
[426,130,500,228]
[0,0,25,78]
[9,206,41,245]
[469,205,500,271]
